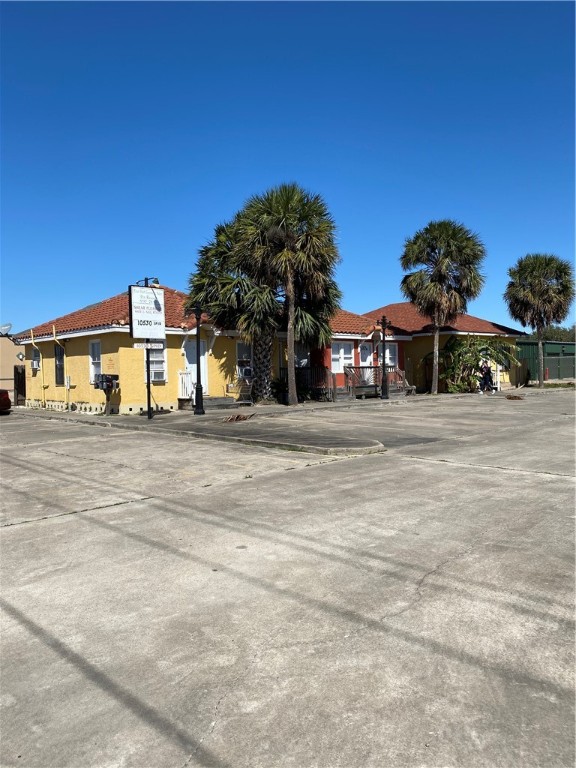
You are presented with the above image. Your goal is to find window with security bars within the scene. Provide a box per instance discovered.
[148,346,166,382]
[54,344,65,386]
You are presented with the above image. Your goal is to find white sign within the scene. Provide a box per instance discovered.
[133,342,164,349]
[129,286,166,340]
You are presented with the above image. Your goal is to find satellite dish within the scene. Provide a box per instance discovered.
[0,323,12,335]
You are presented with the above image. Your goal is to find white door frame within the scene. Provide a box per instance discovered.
[184,339,208,395]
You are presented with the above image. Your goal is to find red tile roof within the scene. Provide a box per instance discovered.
[364,302,523,336]
[16,286,198,341]
[15,289,522,344]
[329,309,377,335]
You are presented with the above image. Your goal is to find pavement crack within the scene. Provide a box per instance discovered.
[40,447,135,470]
[1,496,155,528]
[183,649,260,767]
[402,455,574,478]
[380,545,476,622]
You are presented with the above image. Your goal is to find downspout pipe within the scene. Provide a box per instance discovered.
[30,329,46,408]
[53,325,69,410]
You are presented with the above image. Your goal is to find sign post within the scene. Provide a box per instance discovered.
[129,279,165,419]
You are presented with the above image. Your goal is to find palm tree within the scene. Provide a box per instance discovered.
[504,254,575,387]
[235,183,340,405]
[400,220,486,394]
[187,220,282,402]
[188,184,341,404]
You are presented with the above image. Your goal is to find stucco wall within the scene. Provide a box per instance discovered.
[0,337,23,402]
[22,330,273,413]
[24,332,191,414]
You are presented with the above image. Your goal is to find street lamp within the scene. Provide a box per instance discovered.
[135,277,160,419]
[380,315,391,400]
[193,305,205,415]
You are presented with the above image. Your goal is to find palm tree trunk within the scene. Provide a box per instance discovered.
[537,327,544,388]
[286,276,298,406]
[252,332,274,401]
[432,326,440,394]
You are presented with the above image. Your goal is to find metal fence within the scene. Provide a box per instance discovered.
[518,356,575,383]
[278,366,335,400]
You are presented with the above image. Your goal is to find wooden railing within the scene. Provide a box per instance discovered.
[344,366,415,398]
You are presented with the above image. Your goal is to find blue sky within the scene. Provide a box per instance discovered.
[1,1,574,333]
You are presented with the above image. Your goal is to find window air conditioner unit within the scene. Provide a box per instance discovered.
[238,366,252,379]
[31,360,40,370]
[151,371,165,382]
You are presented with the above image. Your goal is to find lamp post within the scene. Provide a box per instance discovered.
[193,305,205,415]
[134,277,160,419]
[380,315,391,400]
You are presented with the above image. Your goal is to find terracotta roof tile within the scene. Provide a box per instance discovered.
[16,286,196,340]
[329,309,376,335]
[364,302,523,336]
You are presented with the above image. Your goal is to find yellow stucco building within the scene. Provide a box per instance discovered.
[15,289,524,410]
[16,286,283,414]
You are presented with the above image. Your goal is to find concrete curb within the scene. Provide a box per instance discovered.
[9,409,386,456]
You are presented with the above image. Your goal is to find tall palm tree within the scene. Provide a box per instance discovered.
[188,184,341,404]
[400,220,486,394]
[504,254,575,387]
[236,183,340,405]
[187,220,281,401]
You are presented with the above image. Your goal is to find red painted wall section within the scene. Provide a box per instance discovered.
[310,347,331,368]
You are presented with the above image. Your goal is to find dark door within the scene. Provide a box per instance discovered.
[14,365,25,405]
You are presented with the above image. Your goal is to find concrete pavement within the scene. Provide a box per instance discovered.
[9,387,575,456]
[1,390,574,767]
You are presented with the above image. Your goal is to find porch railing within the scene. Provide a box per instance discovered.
[278,366,335,401]
[344,365,414,397]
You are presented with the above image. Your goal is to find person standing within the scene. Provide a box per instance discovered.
[479,361,494,394]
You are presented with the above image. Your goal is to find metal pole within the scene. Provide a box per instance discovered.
[144,277,153,419]
[194,306,205,415]
[145,346,152,418]
[380,315,389,400]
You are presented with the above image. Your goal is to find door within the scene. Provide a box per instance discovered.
[184,340,208,395]
[14,365,26,405]
[359,342,373,368]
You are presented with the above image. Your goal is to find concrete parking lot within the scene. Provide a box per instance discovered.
[1,391,574,767]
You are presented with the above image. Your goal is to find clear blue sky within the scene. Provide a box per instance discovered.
[1,1,574,333]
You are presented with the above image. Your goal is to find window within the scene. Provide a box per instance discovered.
[89,341,101,383]
[236,341,252,377]
[32,348,41,370]
[379,342,398,367]
[54,344,65,386]
[147,345,166,382]
[331,342,354,373]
